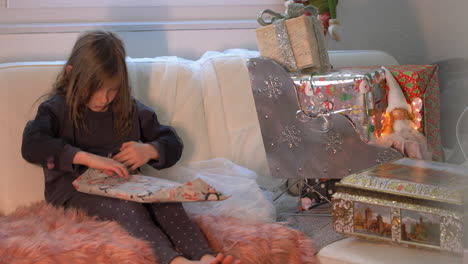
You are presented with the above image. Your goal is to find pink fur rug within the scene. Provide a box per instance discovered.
[0,202,318,264]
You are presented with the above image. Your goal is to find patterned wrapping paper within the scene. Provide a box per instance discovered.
[353,65,443,161]
[292,67,388,143]
[332,158,468,255]
[72,169,229,203]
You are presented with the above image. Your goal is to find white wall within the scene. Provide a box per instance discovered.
[0,2,282,62]
[1,0,467,163]
[0,29,260,63]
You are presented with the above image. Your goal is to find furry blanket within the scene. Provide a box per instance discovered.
[0,202,318,264]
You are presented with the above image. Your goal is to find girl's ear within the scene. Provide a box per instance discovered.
[65,65,73,73]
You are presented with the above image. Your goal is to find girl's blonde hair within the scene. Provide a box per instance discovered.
[53,30,134,139]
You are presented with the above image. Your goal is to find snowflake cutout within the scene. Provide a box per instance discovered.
[279,125,302,148]
[324,130,343,154]
[263,75,283,99]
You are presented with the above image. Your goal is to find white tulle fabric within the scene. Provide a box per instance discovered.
[127,50,279,223]
[142,158,276,223]
[126,50,278,190]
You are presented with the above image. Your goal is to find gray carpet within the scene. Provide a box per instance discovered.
[276,203,345,250]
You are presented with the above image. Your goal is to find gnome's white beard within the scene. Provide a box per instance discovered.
[392,120,427,143]
[393,120,416,133]
[377,119,432,160]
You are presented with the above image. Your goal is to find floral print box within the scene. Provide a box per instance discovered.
[332,158,468,255]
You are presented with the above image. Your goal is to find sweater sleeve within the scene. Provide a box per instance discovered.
[21,97,81,172]
[136,100,183,170]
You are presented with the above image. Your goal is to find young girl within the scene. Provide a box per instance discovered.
[21,30,240,264]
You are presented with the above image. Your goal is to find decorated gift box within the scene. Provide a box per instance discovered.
[332,158,468,255]
[356,65,443,161]
[255,3,331,72]
[293,65,441,161]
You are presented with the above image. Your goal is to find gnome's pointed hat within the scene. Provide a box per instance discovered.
[384,67,411,113]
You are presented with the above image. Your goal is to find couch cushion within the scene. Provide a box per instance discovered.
[127,58,211,164]
[0,62,62,214]
[199,54,271,185]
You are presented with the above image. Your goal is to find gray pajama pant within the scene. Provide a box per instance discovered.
[65,192,214,264]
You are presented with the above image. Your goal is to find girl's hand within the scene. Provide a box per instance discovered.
[74,151,129,179]
[112,141,159,171]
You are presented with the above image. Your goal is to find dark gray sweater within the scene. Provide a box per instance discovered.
[22,94,183,205]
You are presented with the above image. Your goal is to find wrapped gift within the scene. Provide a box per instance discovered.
[387,65,442,161]
[73,169,229,203]
[292,67,388,143]
[332,158,468,255]
[255,5,331,72]
[356,65,443,161]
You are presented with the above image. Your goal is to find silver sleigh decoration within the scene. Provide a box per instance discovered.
[247,57,402,180]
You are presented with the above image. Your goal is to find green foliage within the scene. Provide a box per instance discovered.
[339,93,353,101]
[308,0,330,13]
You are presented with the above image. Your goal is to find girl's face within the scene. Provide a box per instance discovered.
[87,77,120,112]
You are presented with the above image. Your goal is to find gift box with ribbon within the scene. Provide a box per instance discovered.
[255,4,331,73]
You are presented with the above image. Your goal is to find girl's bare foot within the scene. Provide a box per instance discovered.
[169,256,192,264]
[200,253,241,264]
[200,253,223,264]
[170,253,241,264]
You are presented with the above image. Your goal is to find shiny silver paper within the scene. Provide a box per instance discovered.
[248,57,402,179]
[291,68,388,142]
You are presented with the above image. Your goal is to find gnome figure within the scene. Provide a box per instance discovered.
[377,68,432,160]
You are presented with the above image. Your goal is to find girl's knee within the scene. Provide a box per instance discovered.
[97,199,149,219]
[152,202,184,211]
[114,199,147,213]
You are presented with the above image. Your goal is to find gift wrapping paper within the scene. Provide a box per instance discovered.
[293,67,388,143]
[73,169,229,203]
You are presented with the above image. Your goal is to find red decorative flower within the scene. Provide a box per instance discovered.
[318,12,331,35]
[326,84,335,95]
[314,87,321,95]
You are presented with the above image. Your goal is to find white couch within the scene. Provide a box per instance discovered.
[3,49,459,263]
